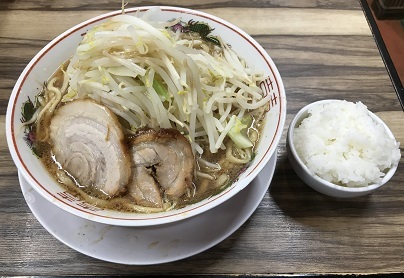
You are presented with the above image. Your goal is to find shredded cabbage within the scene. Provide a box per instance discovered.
[228,115,254,149]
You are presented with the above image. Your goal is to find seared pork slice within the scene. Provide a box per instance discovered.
[129,165,163,208]
[128,128,194,205]
[49,99,131,197]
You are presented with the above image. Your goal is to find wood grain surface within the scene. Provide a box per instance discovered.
[1,0,403,276]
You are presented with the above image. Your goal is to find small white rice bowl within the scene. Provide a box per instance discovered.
[287,99,401,197]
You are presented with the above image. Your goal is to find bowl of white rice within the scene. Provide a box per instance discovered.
[287,99,401,198]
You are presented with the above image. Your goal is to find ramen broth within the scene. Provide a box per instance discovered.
[34,66,267,212]
[36,74,266,212]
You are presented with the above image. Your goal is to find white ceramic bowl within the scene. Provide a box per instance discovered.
[6,6,286,226]
[287,99,399,198]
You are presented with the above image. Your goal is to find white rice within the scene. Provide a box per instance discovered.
[294,100,401,187]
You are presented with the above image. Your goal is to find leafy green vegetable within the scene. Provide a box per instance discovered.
[228,115,253,149]
[21,96,41,157]
[152,79,170,102]
[21,97,36,123]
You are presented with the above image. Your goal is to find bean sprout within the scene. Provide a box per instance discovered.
[63,9,269,155]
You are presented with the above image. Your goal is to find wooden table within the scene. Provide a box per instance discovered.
[1,0,403,276]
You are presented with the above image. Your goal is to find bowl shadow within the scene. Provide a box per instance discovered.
[267,154,376,226]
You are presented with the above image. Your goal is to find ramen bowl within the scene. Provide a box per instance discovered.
[6,6,286,226]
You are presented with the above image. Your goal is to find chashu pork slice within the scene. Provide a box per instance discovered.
[49,99,131,197]
[128,128,195,207]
